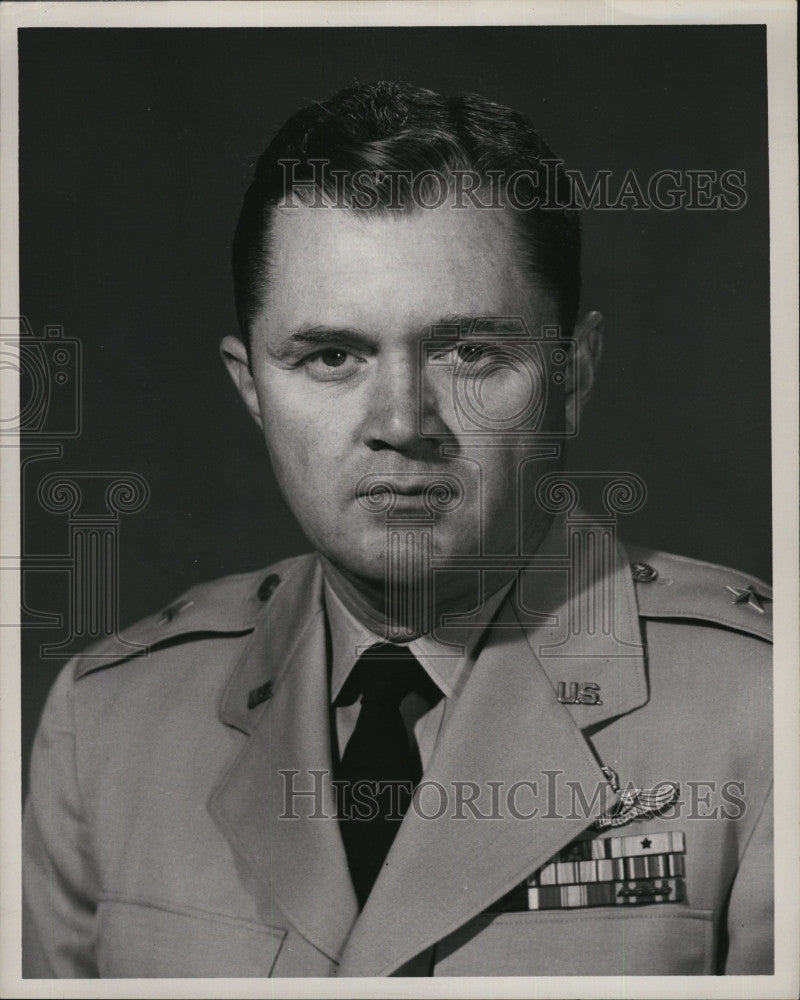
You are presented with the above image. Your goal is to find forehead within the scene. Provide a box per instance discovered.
[259,203,554,339]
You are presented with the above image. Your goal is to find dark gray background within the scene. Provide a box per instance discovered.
[19,26,771,790]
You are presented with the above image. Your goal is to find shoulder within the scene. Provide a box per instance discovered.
[68,552,317,682]
[626,544,772,644]
[624,547,772,771]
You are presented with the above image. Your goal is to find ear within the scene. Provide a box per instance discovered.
[220,335,263,430]
[566,310,604,433]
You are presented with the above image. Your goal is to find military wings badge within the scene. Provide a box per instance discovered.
[592,766,680,831]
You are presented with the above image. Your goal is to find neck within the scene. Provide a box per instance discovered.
[320,557,496,641]
[319,515,557,640]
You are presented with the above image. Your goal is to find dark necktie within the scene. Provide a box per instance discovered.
[335,643,436,908]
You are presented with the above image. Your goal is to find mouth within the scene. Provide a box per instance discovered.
[354,474,465,515]
[381,483,427,496]
[355,478,436,498]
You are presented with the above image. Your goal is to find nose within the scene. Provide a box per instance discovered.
[361,354,445,453]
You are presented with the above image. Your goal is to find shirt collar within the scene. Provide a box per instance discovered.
[324,569,513,703]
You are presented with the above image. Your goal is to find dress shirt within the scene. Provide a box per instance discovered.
[323,567,513,770]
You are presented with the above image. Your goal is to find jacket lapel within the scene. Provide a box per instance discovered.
[208,556,359,962]
[337,536,649,977]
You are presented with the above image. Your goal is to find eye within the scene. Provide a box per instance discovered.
[427,342,501,367]
[303,348,365,382]
[456,343,494,364]
[446,342,532,382]
[453,342,511,376]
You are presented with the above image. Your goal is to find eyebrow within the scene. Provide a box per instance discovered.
[427,314,526,337]
[286,325,376,350]
[284,314,524,347]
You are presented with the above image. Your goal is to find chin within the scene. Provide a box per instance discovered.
[318,514,478,583]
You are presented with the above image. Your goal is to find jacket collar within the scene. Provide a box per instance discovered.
[217,555,320,734]
[209,556,360,962]
[517,512,649,728]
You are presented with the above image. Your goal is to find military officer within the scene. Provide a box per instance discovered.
[22,81,772,978]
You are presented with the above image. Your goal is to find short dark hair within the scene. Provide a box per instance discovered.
[232,81,581,349]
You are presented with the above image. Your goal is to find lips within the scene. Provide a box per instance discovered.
[356,479,436,497]
[372,482,427,495]
[354,475,465,518]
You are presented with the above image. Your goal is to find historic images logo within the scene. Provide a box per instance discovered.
[2,317,149,655]
[278,159,748,213]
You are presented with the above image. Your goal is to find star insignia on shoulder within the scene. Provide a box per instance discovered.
[725,584,772,614]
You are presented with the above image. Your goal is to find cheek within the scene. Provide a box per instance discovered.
[481,367,543,423]
[437,361,549,434]
[257,382,351,496]
[263,413,319,489]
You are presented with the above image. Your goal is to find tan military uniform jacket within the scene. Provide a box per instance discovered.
[22,540,773,977]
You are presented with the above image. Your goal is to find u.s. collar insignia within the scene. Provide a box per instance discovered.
[592,766,680,831]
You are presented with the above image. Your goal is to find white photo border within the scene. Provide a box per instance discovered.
[1,3,797,998]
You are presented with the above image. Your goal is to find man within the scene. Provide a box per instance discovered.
[22,81,772,977]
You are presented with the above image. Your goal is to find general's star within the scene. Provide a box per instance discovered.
[725,584,772,614]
